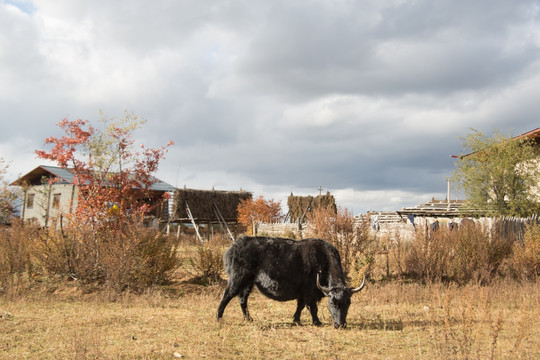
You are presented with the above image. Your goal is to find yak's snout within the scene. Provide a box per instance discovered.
[334,322,347,329]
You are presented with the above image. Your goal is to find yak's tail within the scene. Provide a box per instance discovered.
[223,234,252,276]
[222,245,234,276]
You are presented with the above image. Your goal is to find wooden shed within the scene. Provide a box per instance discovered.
[169,187,252,241]
[287,192,337,223]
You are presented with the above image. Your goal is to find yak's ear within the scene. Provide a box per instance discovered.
[316,272,331,296]
[350,276,366,294]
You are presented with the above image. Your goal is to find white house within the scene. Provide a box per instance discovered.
[11,165,176,227]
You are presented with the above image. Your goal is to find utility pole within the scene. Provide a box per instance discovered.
[318,186,324,196]
[447,178,451,211]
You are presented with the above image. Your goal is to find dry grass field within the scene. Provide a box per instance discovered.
[1,242,539,360]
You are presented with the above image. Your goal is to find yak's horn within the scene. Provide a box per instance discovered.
[351,276,366,294]
[316,273,331,295]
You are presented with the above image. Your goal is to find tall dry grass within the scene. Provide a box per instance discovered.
[386,220,537,284]
[2,211,539,301]
[306,206,377,283]
[298,206,540,287]
[190,240,227,285]
[0,220,35,298]
[35,223,180,295]
[0,219,180,298]
[1,220,539,359]
[510,222,540,280]
[0,275,538,359]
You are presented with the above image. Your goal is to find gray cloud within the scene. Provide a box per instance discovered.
[1,0,539,213]
[237,0,539,99]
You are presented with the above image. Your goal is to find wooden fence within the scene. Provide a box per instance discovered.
[252,215,540,242]
[492,215,540,243]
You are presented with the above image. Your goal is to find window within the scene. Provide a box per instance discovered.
[52,194,61,209]
[26,193,35,209]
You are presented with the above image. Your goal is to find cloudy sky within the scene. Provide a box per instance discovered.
[1,0,539,214]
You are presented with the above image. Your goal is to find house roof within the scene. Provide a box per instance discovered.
[10,165,176,192]
[514,127,540,143]
[453,127,540,159]
[10,165,74,185]
[397,198,480,217]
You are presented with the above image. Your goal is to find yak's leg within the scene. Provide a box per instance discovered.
[217,286,235,320]
[238,285,254,321]
[217,275,254,320]
[307,302,322,326]
[293,299,305,325]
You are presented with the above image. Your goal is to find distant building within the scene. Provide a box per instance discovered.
[10,165,176,227]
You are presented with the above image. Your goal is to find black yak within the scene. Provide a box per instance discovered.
[216,236,365,328]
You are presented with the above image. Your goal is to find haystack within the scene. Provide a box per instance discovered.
[170,188,252,223]
[287,192,337,223]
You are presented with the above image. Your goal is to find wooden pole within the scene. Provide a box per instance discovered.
[213,202,235,241]
[21,189,27,222]
[185,201,203,244]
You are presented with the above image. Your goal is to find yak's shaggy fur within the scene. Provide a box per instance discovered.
[217,236,364,328]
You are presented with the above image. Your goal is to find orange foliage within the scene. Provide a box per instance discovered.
[237,195,283,228]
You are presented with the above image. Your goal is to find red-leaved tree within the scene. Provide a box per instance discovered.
[30,113,179,293]
[36,113,173,228]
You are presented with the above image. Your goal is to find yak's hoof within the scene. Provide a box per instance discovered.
[313,320,323,326]
[293,319,302,326]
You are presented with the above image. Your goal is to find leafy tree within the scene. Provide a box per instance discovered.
[0,159,19,223]
[452,129,540,217]
[35,112,173,227]
[237,195,283,234]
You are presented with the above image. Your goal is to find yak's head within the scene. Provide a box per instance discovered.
[317,273,365,329]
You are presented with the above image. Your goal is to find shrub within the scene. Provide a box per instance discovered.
[449,222,493,283]
[98,226,180,293]
[403,221,514,284]
[306,206,377,281]
[190,243,224,285]
[510,223,540,280]
[403,227,451,282]
[31,220,180,294]
[0,220,35,297]
[386,233,405,278]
